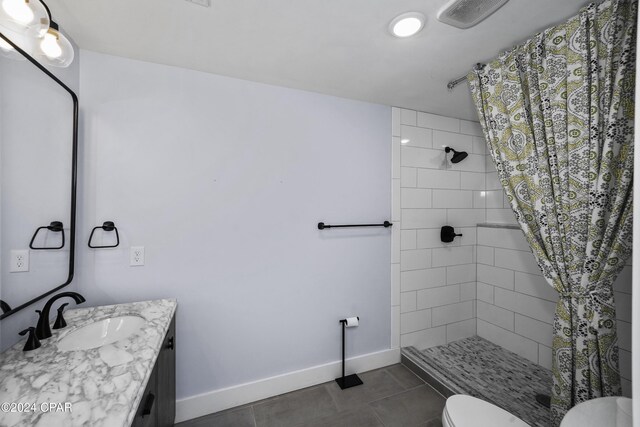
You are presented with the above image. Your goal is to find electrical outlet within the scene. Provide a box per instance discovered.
[130,246,145,266]
[10,250,29,272]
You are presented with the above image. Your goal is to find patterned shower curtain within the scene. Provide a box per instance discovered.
[467,0,636,425]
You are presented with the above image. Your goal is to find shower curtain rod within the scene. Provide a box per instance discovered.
[447,63,486,91]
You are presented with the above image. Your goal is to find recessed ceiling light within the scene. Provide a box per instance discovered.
[389,12,425,38]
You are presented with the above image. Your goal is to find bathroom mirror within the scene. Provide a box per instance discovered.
[0,32,78,320]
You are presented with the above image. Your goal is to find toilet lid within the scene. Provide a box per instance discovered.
[445,395,530,427]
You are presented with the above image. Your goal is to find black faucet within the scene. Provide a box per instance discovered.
[35,292,86,339]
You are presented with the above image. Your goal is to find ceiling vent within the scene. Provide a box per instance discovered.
[437,0,509,29]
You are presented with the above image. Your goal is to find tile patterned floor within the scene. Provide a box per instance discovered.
[402,336,552,427]
[175,364,445,427]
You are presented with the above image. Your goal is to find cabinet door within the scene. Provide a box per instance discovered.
[132,363,158,427]
[157,315,176,427]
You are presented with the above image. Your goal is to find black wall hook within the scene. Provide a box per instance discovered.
[88,221,120,248]
[29,221,65,250]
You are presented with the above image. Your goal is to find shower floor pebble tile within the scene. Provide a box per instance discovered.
[175,364,445,427]
[402,336,552,427]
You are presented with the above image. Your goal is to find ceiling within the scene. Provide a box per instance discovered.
[46,0,591,121]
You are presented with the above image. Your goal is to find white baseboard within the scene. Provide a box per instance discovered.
[175,347,401,423]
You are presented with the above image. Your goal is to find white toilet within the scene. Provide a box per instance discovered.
[442,395,530,427]
[560,396,632,427]
[443,394,633,427]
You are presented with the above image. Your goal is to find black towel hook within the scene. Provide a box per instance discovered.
[88,221,120,248]
[29,221,65,250]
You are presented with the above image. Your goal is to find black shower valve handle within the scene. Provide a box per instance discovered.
[440,225,463,243]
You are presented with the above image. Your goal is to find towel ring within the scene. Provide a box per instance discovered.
[88,221,120,248]
[29,221,65,250]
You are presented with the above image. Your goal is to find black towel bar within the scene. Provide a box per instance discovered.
[318,221,392,230]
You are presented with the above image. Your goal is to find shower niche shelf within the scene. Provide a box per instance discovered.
[476,223,520,230]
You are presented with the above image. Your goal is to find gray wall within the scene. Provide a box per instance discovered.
[76,50,391,400]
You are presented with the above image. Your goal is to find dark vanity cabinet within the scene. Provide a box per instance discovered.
[157,316,176,426]
[132,316,176,427]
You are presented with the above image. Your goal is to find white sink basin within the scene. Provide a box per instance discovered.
[57,315,146,351]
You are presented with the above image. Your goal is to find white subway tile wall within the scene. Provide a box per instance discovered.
[393,107,482,349]
[401,267,446,292]
[400,125,432,148]
[391,107,632,397]
[460,172,485,190]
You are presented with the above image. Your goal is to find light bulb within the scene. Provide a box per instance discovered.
[0,37,14,51]
[40,31,62,58]
[392,17,422,37]
[389,12,425,38]
[2,0,33,24]
[35,25,75,67]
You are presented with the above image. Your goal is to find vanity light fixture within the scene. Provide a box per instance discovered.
[0,0,49,37]
[0,0,74,67]
[35,0,73,67]
[389,12,425,38]
[37,20,74,66]
[2,0,33,23]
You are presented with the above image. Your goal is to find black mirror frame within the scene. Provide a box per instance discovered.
[0,31,78,320]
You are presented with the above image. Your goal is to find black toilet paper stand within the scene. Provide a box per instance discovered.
[335,317,363,390]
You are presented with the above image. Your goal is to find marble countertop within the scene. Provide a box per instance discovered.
[0,299,177,427]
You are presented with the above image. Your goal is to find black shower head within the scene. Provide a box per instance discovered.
[445,147,468,163]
